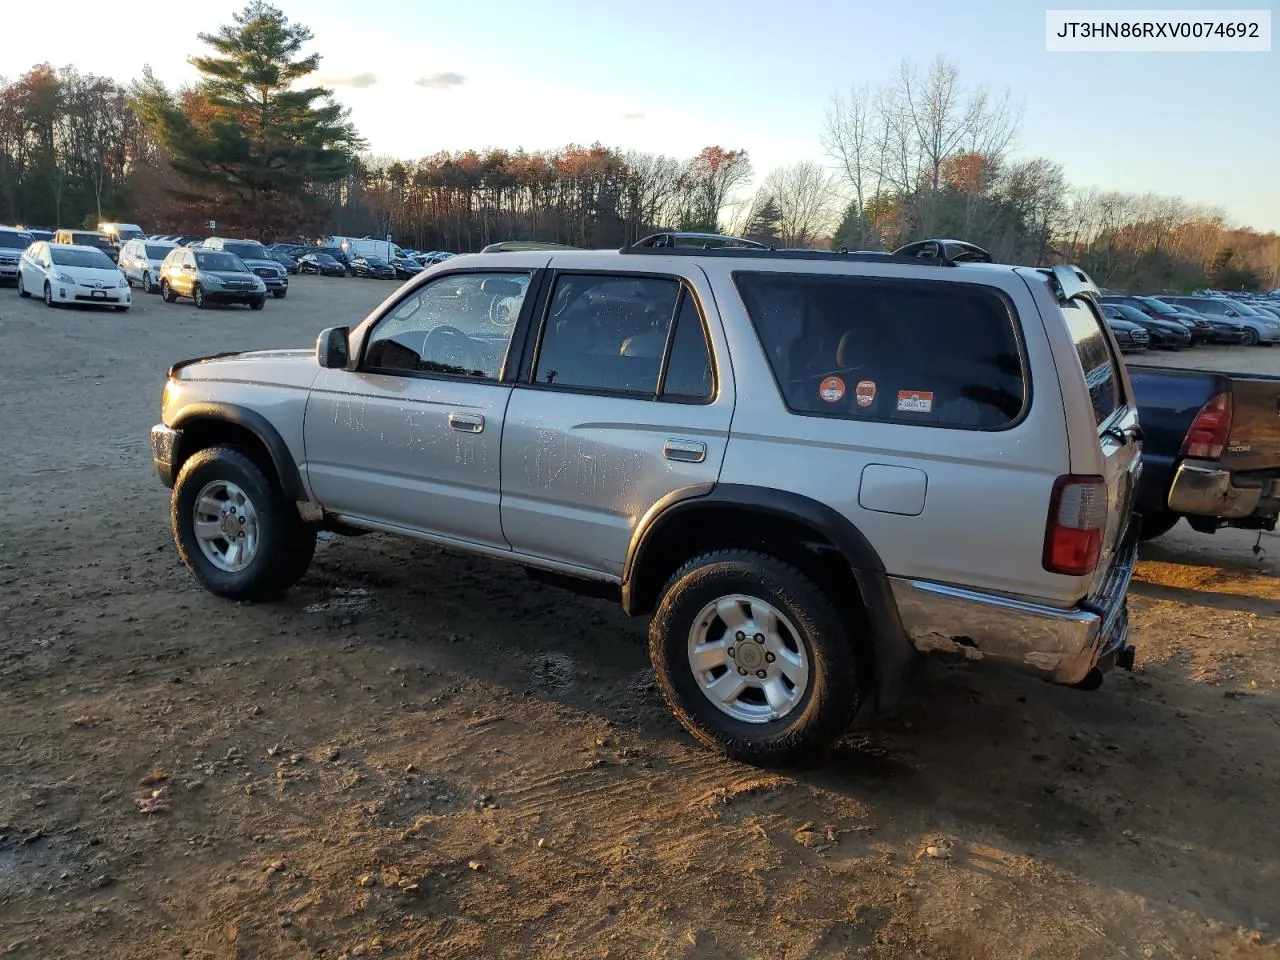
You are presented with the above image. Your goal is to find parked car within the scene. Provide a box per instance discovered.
[158,247,267,310]
[0,225,32,284]
[23,228,54,243]
[199,238,289,298]
[1107,295,1214,344]
[1129,365,1280,541]
[97,222,146,251]
[1100,303,1190,349]
[1105,315,1150,353]
[1145,300,1249,345]
[297,252,347,277]
[1160,296,1280,345]
[118,238,179,293]
[53,229,118,263]
[350,255,398,279]
[390,256,424,280]
[268,250,300,274]
[16,241,131,310]
[148,238,1142,764]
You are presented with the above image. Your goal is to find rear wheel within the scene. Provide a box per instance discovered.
[649,549,862,766]
[1138,510,1181,542]
[161,279,175,303]
[171,446,316,601]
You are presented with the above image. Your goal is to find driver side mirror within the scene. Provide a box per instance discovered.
[317,326,350,369]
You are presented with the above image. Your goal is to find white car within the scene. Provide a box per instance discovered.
[17,241,132,310]
[119,237,178,293]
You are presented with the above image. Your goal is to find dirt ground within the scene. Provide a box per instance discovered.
[1,276,1277,960]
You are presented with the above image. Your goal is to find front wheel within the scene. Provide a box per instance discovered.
[249,297,265,310]
[17,272,28,297]
[1243,328,1260,346]
[271,289,286,299]
[141,272,154,294]
[193,284,206,309]
[44,282,55,307]
[114,305,128,312]
[171,446,316,601]
[648,549,863,766]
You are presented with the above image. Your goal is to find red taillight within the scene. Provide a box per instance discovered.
[1179,391,1232,459]
[1043,475,1108,576]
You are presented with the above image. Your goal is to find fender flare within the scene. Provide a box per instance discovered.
[170,402,307,501]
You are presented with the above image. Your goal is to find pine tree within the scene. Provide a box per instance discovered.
[130,1,363,231]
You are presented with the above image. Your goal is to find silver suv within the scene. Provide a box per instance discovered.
[149,236,1142,764]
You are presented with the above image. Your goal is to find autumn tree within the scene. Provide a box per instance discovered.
[677,146,753,232]
[130,0,363,233]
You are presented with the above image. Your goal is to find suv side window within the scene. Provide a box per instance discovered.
[1061,296,1122,426]
[734,271,1026,429]
[362,272,530,380]
[531,273,712,401]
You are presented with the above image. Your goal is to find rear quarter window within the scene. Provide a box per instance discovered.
[733,271,1027,429]
[1060,297,1123,426]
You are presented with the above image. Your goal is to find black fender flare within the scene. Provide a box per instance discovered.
[170,402,307,502]
[621,483,917,710]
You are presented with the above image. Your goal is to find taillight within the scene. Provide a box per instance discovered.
[1043,475,1108,576]
[1180,391,1232,459]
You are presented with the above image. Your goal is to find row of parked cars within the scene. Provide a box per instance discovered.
[1099,291,1280,350]
[255,240,458,282]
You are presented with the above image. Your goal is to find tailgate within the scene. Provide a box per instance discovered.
[1222,375,1280,473]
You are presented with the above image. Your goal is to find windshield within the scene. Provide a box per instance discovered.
[145,244,175,260]
[194,251,247,272]
[222,241,269,260]
[51,247,115,268]
[0,232,30,249]
[73,234,113,249]
[116,227,144,241]
[316,254,338,264]
[364,257,388,266]
[1224,300,1261,315]
[1137,297,1179,315]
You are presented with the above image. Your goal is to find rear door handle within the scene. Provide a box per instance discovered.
[663,439,706,463]
[447,412,485,433]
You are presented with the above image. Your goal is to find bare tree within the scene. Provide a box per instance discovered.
[760,161,839,247]
[821,83,880,247]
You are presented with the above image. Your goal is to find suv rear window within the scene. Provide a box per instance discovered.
[733,272,1026,429]
[1061,297,1122,426]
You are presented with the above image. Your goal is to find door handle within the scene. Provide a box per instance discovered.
[447,412,485,433]
[663,439,706,463]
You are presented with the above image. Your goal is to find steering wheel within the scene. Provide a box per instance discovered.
[421,325,485,373]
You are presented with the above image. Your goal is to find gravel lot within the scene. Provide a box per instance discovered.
[1,275,1277,959]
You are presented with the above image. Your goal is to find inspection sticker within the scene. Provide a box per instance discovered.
[819,376,846,403]
[855,380,877,407]
[896,390,934,413]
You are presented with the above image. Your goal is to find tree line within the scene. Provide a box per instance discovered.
[0,3,1275,292]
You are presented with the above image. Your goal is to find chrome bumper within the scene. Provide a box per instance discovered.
[889,525,1138,685]
[1167,459,1265,519]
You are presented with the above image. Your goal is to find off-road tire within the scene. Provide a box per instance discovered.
[648,549,862,766]
[1137,510,1181,542]
[171,446,316,601]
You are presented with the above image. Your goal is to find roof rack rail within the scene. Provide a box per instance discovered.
[891,238,993,264]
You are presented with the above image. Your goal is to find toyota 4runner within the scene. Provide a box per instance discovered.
[150,236,1142,765]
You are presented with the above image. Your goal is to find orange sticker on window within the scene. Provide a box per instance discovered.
[855,380,877,407]
[896,390,934,413]
[819,376,846,403]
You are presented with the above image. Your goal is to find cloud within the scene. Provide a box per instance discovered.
[414,71,466,90]
[621,112,646,121]
[321,73,379,89]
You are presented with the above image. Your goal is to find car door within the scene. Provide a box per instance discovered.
[499,264,734,578]
[302,267,541,549]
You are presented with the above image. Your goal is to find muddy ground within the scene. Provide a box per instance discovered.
[1,276,1277,960]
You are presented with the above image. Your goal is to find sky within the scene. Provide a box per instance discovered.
[6,0,1277,231]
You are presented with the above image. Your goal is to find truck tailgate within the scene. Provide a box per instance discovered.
[1223,374,1280,474]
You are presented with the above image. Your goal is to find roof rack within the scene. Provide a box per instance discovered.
[891,239,993,264]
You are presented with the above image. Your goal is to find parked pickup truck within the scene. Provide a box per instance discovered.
[1129,365,1280,541]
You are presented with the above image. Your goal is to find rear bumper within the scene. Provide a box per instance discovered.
[1166,458,1274,519]
[890,523,1138,685]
